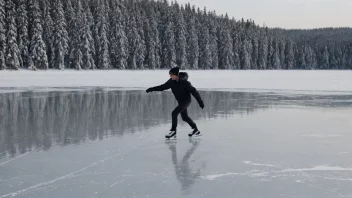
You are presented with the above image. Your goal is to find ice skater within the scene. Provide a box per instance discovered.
[146,67,205,139]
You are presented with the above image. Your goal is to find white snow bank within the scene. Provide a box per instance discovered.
[0,69,352,94]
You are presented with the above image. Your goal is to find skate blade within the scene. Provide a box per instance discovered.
[189,134,202,138]
[165,135,177,140]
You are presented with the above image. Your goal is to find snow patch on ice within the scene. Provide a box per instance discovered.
[300,134,343,138]
[337,152,350,155]
[249,172,270,177]
[321,177,352,182]
[280,165,352,173]
[201,170,268,180]
[242,161,277,167]
[201,172,242,180]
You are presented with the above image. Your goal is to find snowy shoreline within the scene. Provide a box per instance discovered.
[1,69,352,94]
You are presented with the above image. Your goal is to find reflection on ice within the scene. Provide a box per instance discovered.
[1,89,352,159]
[0,90,274,158]
[166,139,204,195]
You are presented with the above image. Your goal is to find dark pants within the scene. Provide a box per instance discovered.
[171,101,197,131]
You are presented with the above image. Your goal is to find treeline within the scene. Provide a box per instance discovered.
[0,0,351,71]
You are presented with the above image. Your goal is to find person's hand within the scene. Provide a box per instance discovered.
[146,88,153,93]
[199,102,204,109]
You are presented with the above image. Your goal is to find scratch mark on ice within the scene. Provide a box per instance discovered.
[110,179,124,187]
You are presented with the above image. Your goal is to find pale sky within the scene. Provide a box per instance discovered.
[172,0,352,29]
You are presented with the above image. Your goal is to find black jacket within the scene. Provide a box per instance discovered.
[148,72,204,106]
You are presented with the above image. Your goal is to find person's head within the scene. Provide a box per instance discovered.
[169,67,179,81]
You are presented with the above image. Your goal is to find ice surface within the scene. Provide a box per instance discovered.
[1,69,352,94]
[1,89,352,197]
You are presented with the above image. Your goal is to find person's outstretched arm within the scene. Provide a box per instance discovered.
[185,81,204,109]
[146,79,171,92]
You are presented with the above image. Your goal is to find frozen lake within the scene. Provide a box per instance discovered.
[1,88,352,197]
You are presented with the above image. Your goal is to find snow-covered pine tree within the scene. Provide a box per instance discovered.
[53,0,68,70]
[127,15,139,69]
[284,39,295,70]
[91,0,100,66]
[16,0,29,68]
[240,20,251,69]
[329,45,340,69]
[251,37,259,70]
[272,39,281,69]
[96,0,111,69]
[297,46,306,69]
[86,0,95,37]
[340,46,347,69]
[81,13,95,70]
[174,3,187,69]
[335,46,343,69]
[28,0,48,70]
[208,11,218,69]
[321,46,329,69]
[163,20,176,68]
[109,0,119,68]
[240,37,251,69]
[0,0,6,70]
[266,35,274,69]
[98,21,111,70]
[135,8,146,69]
[5,0,21,70]
[186,15,199,69]
[72,0,83,70]
[143,4,153,69]
[279,40,285,69]
[42,0,54,68]
[311,48,318,69]
[195,7,204,69]
[198,9,211,69]
[305,45,316,69]
[258,31,268,70]
[82,0,95,69]
[200,22,212,69]
[64,0,75,68]
[75,44,83,70]
[109,0,127,69]
[219,15,234,69]
[231,27,241,69]
[159,0,171,69]
[145,4,160,69]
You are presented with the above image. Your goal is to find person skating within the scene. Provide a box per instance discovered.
[146,67,205,139]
